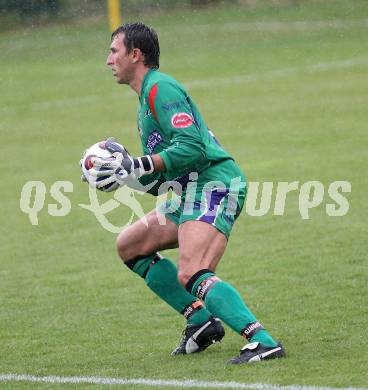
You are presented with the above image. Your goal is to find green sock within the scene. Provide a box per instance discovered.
[190,271,277,347]
[127,254,211,326]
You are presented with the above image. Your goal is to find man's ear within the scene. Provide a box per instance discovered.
[131,48,143,64]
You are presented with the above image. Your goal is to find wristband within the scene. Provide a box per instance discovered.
[132,155,155,176]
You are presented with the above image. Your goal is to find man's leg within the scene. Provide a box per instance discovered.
[177,220,285,364]
[116,210,224,353]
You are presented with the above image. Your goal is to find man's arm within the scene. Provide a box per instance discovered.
[147,81,206,175]
[151,154,166,172]
[91,81,206,187]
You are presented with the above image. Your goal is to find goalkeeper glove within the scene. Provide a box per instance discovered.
[90,138,155,188]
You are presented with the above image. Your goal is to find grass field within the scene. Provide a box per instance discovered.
[1,1,368,388]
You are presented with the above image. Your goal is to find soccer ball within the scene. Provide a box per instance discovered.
[81,141,120,192]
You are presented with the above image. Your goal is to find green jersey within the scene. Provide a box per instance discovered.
[137,69,233,190]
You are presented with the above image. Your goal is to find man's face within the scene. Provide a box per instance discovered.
[106,33,132,84]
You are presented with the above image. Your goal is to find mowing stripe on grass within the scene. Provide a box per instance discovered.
[167,18,368,34]
[1,57,368,115]
[0,374,367,390]
[185,57,368,89]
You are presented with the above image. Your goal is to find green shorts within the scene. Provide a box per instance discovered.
[157,159,247,238]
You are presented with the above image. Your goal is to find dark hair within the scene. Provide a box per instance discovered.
[111,23,160,69]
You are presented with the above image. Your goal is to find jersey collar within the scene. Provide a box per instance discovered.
[140,68,156,103]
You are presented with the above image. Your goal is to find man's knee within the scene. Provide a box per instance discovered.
[116,225,159,263]
[116,229,135,262]
[178,264,218,297]
[178,250,213,289]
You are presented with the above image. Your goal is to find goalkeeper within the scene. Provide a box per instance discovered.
[90,22,285,364]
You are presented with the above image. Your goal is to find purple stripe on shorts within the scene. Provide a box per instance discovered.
[198,189,229,224]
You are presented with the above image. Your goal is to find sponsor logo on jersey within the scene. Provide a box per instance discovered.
[161,101,185,112]
[171,112,193,128]
[144,109,152,118]
[146,131,163,154]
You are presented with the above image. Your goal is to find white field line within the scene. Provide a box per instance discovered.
[0,374,367,390]
[1,57,368,115]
